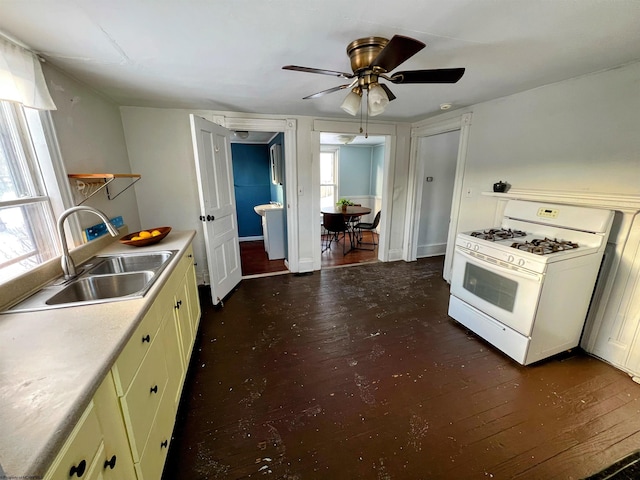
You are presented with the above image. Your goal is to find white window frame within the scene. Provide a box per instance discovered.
[0,100,73,284]
[320,146,339,210]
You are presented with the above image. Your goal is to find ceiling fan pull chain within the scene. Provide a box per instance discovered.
[364,91,369,138]
[359,96,364,134]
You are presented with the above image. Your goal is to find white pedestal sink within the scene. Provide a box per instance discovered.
[253,204,285,259]
[254,203,283,216]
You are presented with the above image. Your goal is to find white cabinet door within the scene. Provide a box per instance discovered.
[190,115,241,305]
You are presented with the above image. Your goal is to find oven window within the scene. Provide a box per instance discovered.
[463,263,518,312]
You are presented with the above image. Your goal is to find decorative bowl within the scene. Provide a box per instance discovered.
[119,226,171,247]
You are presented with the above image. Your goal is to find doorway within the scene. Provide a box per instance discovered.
[230,130,289,277]
[403,112,472,282]
[415,130,460,258]
[319,132,385,269]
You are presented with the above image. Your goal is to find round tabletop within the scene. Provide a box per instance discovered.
[321,206,372,216]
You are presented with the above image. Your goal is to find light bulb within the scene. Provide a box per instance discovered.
[340,88,362,116]
[367,84,389,117]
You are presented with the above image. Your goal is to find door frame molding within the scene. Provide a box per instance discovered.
[211,116,299,273]
[311,120,396,270]
[403,112,472,281]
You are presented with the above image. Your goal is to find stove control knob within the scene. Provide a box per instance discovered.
[466,242,472,249]
[507,255,515,263]
[473,244,479,251]
[518,259,525,266]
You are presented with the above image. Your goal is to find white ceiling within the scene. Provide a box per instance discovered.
[1,1,640,122]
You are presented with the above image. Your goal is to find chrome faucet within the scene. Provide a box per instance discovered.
[57,206,119,279]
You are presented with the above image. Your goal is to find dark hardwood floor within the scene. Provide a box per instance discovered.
[163,257,640,479]
[240,241,287,277]
[240,233,378,277]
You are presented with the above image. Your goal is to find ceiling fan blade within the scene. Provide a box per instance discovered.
[379,84,396,101]
[303,84,352,99]
[283,65,354,79]
[389,68,465,84]
[370,35,426,73]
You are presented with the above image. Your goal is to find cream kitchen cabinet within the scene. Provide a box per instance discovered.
[44,240,201,480]
[113,244,200,479]
[44,373,136,480]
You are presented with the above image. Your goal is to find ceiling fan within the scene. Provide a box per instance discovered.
[283,35,465,117]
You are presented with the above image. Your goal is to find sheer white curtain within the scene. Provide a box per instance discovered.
[0,36,56,110]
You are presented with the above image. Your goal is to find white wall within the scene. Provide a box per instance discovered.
[44,64,141,234]
[452,61,640,233]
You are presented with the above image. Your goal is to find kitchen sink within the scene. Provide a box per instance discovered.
[46,271,155,305]
[2,250,178,313]
[87,251,174,275]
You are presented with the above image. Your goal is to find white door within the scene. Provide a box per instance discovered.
[190,115,241,305]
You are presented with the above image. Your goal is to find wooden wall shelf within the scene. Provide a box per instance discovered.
[68,173,141,205]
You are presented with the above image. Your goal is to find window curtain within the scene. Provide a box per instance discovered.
[0,37,56,110]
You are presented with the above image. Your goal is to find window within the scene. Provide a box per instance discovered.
[320,147,338,211]
[0,101,60,283]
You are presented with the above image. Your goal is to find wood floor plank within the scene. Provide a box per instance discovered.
[163,257,640,479]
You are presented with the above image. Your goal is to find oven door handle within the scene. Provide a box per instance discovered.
[456,248,543,283]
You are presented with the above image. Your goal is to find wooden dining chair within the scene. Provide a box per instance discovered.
[322,213,350,254]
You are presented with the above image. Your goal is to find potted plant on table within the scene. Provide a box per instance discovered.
[337,198,354,212]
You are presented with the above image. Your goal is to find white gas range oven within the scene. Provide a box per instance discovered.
[448,200,614,365]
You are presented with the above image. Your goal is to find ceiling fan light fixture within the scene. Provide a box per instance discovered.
[235,130,250,139]
[340,87,362,116]
[337,134,357,144]
[367,83,389,117]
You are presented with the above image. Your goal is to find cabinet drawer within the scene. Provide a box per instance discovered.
[44,401,103,480]
[135,390,175,480]
[120,334,169,461]
[112,303,162,395]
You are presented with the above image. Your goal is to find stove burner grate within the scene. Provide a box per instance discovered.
[510,237,579,255]
[469,228,527,241]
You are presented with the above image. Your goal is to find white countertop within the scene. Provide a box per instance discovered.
[0,230,196,478]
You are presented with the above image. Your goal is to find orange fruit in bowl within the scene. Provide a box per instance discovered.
[151,230,162,237]
[138,230,152,239]
[131,236,142,241]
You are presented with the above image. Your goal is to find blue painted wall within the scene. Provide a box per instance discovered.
[371,144,384,196]
[268,133,285,204]
[232,133,287,240]
[268,133,287,257]
[231,143,270,238]
[338,145,373,197]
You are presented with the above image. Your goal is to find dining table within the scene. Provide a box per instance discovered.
[321,205,372,253]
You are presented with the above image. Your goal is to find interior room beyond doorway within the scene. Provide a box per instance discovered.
[320,132,384,269]
[231,130,289,277]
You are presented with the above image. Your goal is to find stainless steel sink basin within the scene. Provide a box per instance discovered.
[2,250,178,313]
[87,251,174,275]
[46,271,155,305]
